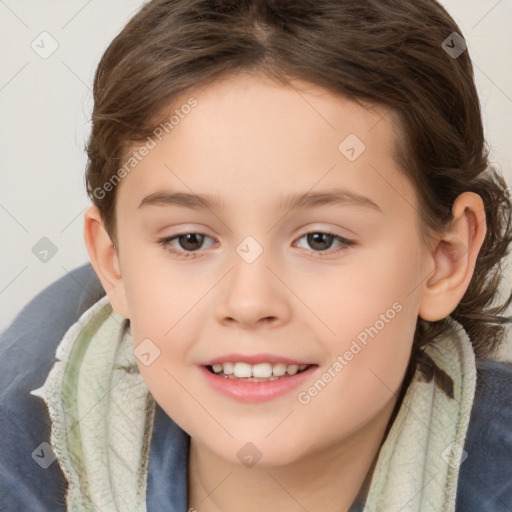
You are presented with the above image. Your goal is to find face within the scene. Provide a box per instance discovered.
[113,72,431,467]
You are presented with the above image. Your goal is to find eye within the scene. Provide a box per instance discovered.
[158,232,215,259]
[294,232,354,256]
[158,231,355,259]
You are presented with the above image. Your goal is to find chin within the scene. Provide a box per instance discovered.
[206,431,311,468]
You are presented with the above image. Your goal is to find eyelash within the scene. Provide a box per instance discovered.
[157,231,355,259]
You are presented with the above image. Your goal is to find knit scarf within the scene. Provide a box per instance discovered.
[30,295,476,512]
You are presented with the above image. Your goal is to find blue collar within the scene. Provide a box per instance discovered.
[146,403,190,512]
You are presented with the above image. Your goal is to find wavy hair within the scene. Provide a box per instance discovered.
[85,0,512,371]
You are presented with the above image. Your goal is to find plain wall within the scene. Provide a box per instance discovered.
[1,0,511,356]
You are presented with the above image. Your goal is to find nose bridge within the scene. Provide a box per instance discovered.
[230,234,276,302]
[216,234,289,327]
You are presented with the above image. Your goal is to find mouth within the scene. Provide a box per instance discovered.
[205,362,314,382]
[200,357,318,403]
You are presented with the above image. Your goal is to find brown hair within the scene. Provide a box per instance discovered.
[85,0,512,364]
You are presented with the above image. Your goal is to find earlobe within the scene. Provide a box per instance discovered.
[83,205,130,318]
[418,192,486,322]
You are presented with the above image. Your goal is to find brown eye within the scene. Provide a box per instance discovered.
[295,231,354,256]
[176,233,205,251]
[306,232,335,251]
[158,232,215,259]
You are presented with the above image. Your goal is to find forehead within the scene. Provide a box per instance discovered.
[167,72,392,159]
[116,72,416,220]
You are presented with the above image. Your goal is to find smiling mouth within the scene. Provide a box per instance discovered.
[205,362,314,382]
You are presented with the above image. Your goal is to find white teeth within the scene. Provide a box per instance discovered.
[210,361,310,378]
[272,363,287,377]
[286,364,299,376]
[223,362,234,374]
[252,363,273,378]
[233,362,252,378]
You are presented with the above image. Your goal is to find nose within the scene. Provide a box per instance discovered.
[215,250,291,329]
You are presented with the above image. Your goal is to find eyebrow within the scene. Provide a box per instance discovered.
[138,188,382,213]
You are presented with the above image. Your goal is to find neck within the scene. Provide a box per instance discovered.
[187,393,400,512]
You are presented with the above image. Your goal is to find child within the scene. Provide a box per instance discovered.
[1,0,511,511]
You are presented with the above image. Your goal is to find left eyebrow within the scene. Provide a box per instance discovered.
[138,187,382,213]
[280,188,382,213]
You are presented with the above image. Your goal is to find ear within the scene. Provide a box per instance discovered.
[83,205,130,318]
[418,192,486,321]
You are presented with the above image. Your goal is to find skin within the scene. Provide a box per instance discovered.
[84,71,486,512]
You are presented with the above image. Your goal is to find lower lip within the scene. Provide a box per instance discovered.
[200,365,317,403]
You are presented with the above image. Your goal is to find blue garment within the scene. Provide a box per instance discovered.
[1,264,511,511]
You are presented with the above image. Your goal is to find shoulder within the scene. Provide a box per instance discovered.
[0,263,105,395]
[0,264,105,511]
[456,358,512,511]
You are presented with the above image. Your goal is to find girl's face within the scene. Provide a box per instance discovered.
[114,72,431,466]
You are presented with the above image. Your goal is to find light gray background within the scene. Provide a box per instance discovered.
[1,0,511,357]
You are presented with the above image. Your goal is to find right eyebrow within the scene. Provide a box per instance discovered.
[138,190,223,210]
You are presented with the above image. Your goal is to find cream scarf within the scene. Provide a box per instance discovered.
[30,295,476,512]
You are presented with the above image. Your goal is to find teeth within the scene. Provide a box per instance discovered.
[272,363,287,377]
[287,364,299,376]
[210,361,310,379]
[223,362,234,374]
[233,362,252,378]
[252,363,273,378]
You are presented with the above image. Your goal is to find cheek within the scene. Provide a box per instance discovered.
[289,301,417,456]
[312,236,422,406]
[121,247,208,340]
[319,233,422,341]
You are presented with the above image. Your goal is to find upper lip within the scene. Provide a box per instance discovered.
[201,353,315,366]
